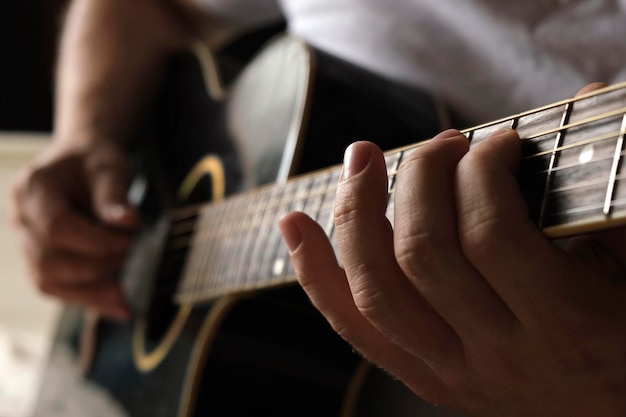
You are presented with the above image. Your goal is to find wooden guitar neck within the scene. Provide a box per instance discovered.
[172,82,626,305]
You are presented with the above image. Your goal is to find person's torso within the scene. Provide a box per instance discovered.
[200,0,626,123]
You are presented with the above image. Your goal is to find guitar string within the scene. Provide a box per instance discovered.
[162,165,626,258]
[461,82,626,133]
[157,86,626,298]
[521,106,626,141]
[522,129,625,160]
[544,171,626,195]
[167,124,626,243]
[163,84,626,223]
[523,148,626,176]
[165,121,626,249]
[167,119,626,235]
[165,179,626,299]
[157,181,336,292]
[154,89,626,294]
[164,111,626,235]
[163,194,626,301]
[171,177,626,297]
[166,190,626,299]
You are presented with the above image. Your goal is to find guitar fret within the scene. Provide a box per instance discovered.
[385,151,404,227]
[538,98,626,227]
[551,171,626,195]
[538,102,573,227]
[470,118,517,147]
[291,176,312,213]
[543,148,626,175]
[526,130,625,160]
[271,177,313,281]
[542,158,620,227]
[190,207,210,296]
[604,115,626,215]
[174,83,626,306]
[184,212,201,296]
[235,195,265,287]
[219,198,246,292]
[188,205,218,296]
[209,201,232,293]
[258,182,297,282]
[206,201,234,293]
[235,191,271,289]
[510,116,519,130]
[244,187,281,287]
[304,171,332,221]
[286,171,333,276]
[225,197,250,289]
[212,200,241,292]
[321,170,342,262]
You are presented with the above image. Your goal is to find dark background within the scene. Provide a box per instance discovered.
[0,1,68,132]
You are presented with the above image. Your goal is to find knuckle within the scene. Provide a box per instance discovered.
[404,140,445,164]
[334,194,363,229]
[459,212,506,260]
[349,263,390,320]
[87,263,108,283]
[85,148,127,176]
[395,230,444,283]
[399,137,460,174]
[462,144,490,168]
[86,156,114,175]
[398,150,431,178]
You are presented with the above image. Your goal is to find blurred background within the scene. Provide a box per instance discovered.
[0,3,289,416]
[0,2,67,416]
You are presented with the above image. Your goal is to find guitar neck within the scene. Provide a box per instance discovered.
[174,82,626,305]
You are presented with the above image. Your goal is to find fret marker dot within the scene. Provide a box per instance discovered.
[579,144,595,164]
[272,258,285,276]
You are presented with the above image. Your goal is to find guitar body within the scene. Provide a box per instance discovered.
[34,36,458,416]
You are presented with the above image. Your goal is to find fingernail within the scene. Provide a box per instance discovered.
[341,142,371,180]
[434,129,464,140]
[279,217,302,253]
[492,128,517,138]
[102,204,139,229]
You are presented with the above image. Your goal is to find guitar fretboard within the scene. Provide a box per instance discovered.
[173,83,626,305]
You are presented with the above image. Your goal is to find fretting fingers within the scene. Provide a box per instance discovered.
[280,212,453,405]
[393,130,516,343]
[333,141,463,371]
[456,129,569,323]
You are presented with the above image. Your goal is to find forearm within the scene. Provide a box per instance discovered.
[54,0,232,148]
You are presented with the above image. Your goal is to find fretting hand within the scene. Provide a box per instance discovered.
[280,84,626,416]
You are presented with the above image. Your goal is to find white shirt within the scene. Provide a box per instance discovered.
[199,0,626,123]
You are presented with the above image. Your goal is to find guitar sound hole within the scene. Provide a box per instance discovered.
[140,171,214,348]
[144,228,191,346]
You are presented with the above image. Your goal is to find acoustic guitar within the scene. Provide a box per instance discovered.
[34,35,626,417]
